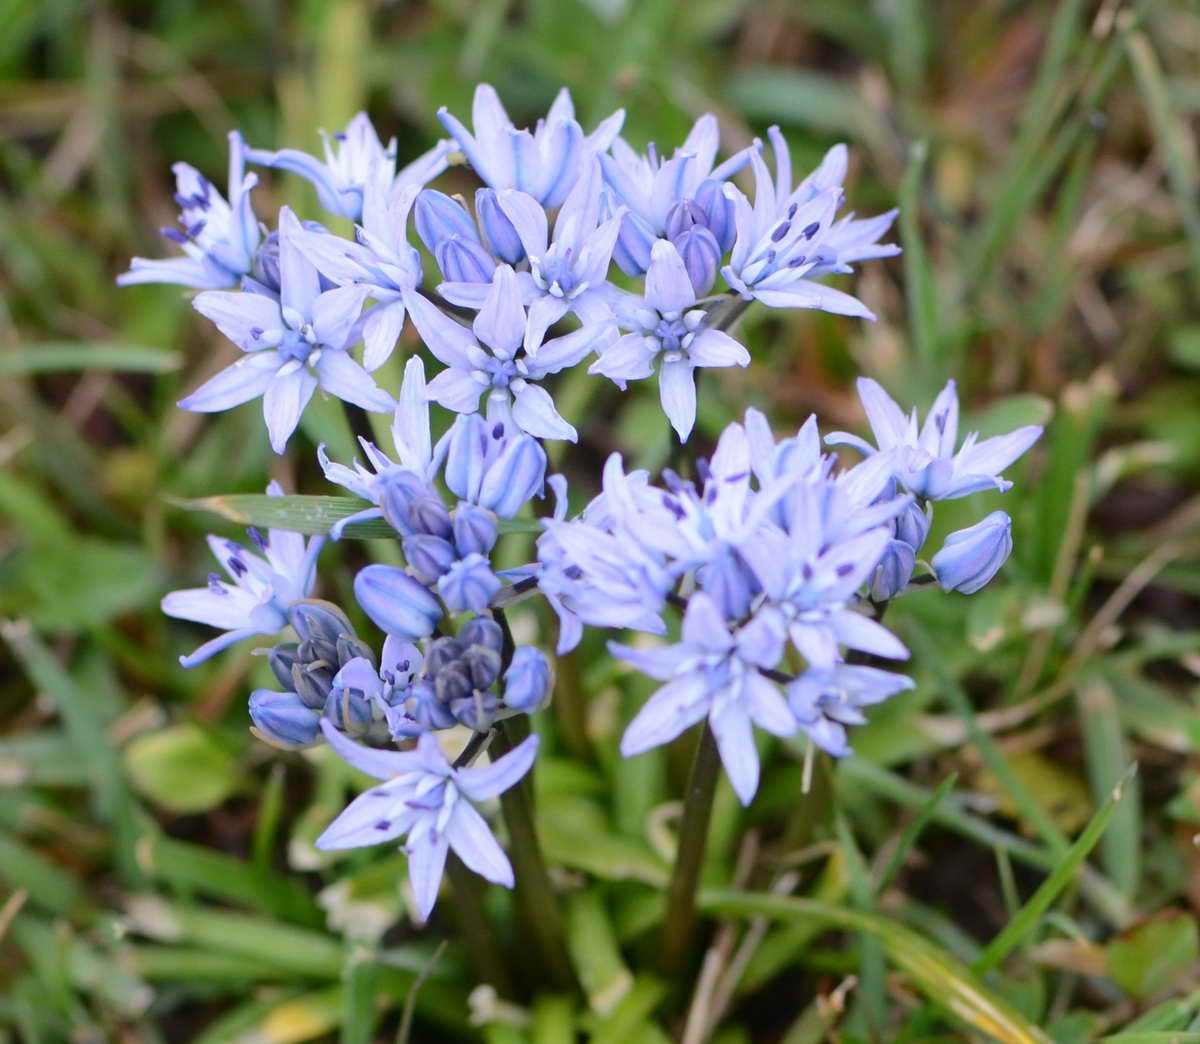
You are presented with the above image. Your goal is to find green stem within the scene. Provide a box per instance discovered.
[444,854,515,997]
[490,607,577,992]
[662,722,722,974]
[492,716,577,992]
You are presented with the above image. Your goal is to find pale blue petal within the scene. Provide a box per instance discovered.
[427,367,485,414]
[620,674,711,756]
[645,239,696,316]
[709,702,759,805]
[456,734,539,802]
[178,351,281,412]
[263,370,318,453]
[658,357,696,441]
[512,383,577,442]
[446,801,513,887]
[408,833,449,923]
[314,351,394,413]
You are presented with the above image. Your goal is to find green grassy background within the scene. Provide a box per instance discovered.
[3,0,1200,1040]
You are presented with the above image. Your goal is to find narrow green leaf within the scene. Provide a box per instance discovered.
[564,890,633,1015]
[972,764,1135,977]
[877,772,958,893]
[172,492,541,539]
[0,833,83,916]
[897,141,940,373]
[0,342,181,375]
[701,889,1052,1044]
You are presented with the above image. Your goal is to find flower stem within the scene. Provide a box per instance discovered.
[490,606,577,992]
[492,716,577,992]
[662,722,721,974]
[444,852,515,997]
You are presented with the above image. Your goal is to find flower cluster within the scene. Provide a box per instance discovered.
[133,84,1040,924]
[126,86,897,448]
[535,389,1040,802]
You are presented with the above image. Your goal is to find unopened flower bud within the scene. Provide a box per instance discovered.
[268,643,301,689]
[426,637,464,675]
[461,645,502,690]
[458,616,503,654]
[932,511,1013,595]
[408,679,456,730]
[503,646,552,713]
[612,209,657,277]
[694,178,735,252]
[377,471,428,536]
[408,496,454,540]
[870,539,916,602]
[674,226,720,296]
[453,502,498,557]
[251,230,283,293]
[436,236,496,284]
[403,533,457,585]
[444,414,488,504]
[413,189,478,255]
[451,688,497,731]
[476,188,525,264]
[336,634,376,669]
[324,684,373,737]
[249,689,321,748]
[435,663,474,705]
[354,564,442,640]
[437,554,501,613]
[895,499,931,553]
[292,661,335,709]
[478,435,546,519]
[289,601,354,646]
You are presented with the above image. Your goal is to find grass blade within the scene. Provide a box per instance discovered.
[701,889,1052,1044]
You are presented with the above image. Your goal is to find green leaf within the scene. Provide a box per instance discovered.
[701,889,1052,1044]
[0,342,181,375]
[123,723,238,814]
[727,68,872,135]
[1107,912,1200,999]
[172,492,541,539]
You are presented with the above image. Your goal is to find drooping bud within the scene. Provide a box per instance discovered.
[932,511,1013,595]
[251,230,283,293]
[503,646,552,713]
[452,502,499,557]
[437,553,501,613]
[249,689,322,748]
[477,435,546,519]
[476,188,525,264]
[664,199,706,239]
[354,564,443,640]
[403,533,458,585]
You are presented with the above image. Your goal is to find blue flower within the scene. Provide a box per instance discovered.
[249,689,323,748]
[600,114,757,275]
[504,646,552,712]
[180,208,393,453]
[932,511,1014,594]
[119,131,259,290]
[318,356,444,538]
[443,410,547,519]
[721,133,894,316]
[437,553,502,613]
[438,84,624,208]
[589,239,750,440]
[406,264,609,441]
[316,720,539,923]
[826,378,1044,500]
[287,183,424,370]
[161,483,324,666]
[787,664,915,756]
[614,593,796,805]
[439,157,623,353]
[246,112,450,222]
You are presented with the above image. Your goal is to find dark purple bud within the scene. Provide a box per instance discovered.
[436,236,497,284]
[871,539,916,602]
[268,643,301,689]
[458,615,503,654]
[403,533,458,585]
[426,637,464,675]
[503,646,552,713]
[461,645,502,690]
[694,179,736,253]
[450,688,497,731]
[408,496,454,540]
[452,502,498,557]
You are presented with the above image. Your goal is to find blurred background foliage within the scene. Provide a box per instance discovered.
[2,0,1200,1041]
